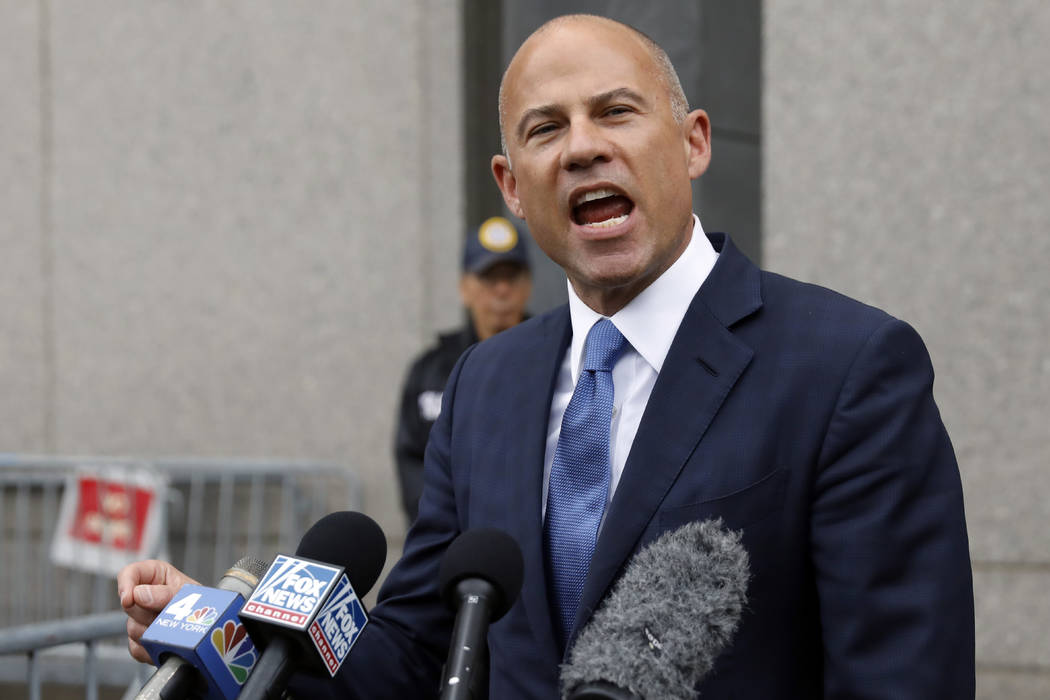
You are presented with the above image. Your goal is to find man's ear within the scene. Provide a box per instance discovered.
[683,109,712,180]
[491,155,525,219]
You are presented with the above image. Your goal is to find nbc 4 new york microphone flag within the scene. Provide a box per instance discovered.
[139,585,259,700]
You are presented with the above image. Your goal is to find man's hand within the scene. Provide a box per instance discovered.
[116,559,200,663]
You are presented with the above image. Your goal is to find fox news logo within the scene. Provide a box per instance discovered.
[242,555,341,629]
[308,574,368,676]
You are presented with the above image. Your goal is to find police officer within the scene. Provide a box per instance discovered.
[394,217,532,523]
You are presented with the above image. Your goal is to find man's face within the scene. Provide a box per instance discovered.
[492,19,711,315]
[460,262,532,341]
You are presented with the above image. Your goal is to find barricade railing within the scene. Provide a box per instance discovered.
[0,611,132,700]
[0,453,361,696]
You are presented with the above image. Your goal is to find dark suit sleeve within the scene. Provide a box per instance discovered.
[290,349,474,698]
[810,319,974,698]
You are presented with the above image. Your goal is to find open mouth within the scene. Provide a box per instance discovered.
[571,188,634,228]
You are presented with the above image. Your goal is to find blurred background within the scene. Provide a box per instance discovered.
[0,0,1046,697]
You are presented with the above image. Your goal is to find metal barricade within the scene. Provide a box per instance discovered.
[0,453,361,697]
[0,611,132,700]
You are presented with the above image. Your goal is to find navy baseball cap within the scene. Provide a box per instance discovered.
[462,217,530,274]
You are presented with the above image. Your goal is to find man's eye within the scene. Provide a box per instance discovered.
[529,123,558,138]
[605,106,632,117]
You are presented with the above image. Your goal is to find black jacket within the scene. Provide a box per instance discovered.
[394,323,478,522]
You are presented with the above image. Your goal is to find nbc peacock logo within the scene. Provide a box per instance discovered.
[186,606,218,626]
[211,620,258,684]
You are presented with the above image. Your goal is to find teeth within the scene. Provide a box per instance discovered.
[574,188,619,207]
[583,213,629,228]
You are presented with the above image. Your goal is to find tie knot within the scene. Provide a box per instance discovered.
[583,319,627,372]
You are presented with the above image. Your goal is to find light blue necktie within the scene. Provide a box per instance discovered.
[544,318,628,646]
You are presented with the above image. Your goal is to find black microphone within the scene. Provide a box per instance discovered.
[438,528,525,700]
[135,555,270,700]
[561,519,749,700]
[237,511,387,700]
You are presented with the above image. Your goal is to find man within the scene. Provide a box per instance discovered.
[119,15,974,698]
[395,216,531,523]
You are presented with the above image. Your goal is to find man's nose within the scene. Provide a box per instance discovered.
[560,118,610,171]
[488,277,514,295]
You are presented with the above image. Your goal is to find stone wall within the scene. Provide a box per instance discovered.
[765,2,1050,695]
[0,1,464,550]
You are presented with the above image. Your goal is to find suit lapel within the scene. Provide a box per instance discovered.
[572,234,763,643]
[504,306,572,662]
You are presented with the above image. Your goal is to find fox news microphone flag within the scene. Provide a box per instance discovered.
[237,511,387,700]
[137,556,270,700]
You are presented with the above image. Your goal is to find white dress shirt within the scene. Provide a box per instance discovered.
[542,215,719,518]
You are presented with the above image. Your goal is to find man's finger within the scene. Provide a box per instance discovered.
[126,617,154,665]
[117,560,177,609]
[127,616,145,642]
[128,637,153,665]
[124,608,153,633]
[133,583,177,612]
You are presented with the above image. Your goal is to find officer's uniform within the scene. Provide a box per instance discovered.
[394,322,479,522]
[393,216,530,524]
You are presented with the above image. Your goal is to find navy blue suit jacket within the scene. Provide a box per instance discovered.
[315,233,974,699]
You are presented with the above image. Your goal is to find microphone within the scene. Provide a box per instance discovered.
[237,511,387,700]
[561,519,749,700]
[438,528,525,700]
[136,555,270,700]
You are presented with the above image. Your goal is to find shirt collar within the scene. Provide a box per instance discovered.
[565,215,718,380]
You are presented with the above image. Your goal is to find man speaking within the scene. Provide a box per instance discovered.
[120,14,974,698]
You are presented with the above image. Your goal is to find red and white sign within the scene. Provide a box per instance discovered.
[51,468,166,576]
